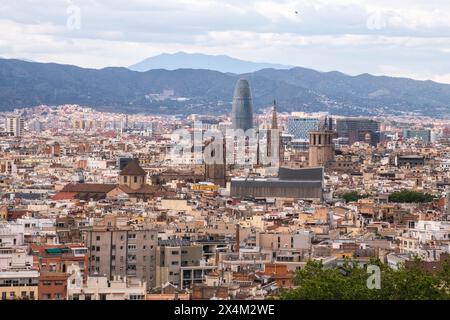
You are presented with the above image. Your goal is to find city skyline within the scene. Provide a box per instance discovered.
[1,0,450,308]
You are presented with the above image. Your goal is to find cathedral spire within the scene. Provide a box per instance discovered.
[271,100,278,130]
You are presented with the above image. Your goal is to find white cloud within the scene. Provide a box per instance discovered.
[0,0,449,82]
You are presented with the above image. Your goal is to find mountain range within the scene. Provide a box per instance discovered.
[1,55,450,117]
[129,52,292,73]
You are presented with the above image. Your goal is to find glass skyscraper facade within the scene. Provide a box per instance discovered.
[287,117,320,140]
[231,79,254,132]
[336,118,380,146]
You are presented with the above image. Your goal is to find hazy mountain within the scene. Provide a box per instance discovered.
[129,52,292,73]
[1,58,450,117]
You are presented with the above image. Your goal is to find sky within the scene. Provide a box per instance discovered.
[1,0,450,83]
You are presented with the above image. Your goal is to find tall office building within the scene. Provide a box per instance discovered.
[5,116,24,137]
[336,118,380,146]
[403,129,431,143]
[287,116,320,140]
[231,79,253,132]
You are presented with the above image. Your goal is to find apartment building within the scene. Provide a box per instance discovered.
[0,269,39,300]
[29,244,89,279]
[5,117,24,137]
[38,272,67,300]
[398,220,450,261]
[85,228,157,289]
[67,265,146,300]
[156,239,205,289]
[0,247,38,300]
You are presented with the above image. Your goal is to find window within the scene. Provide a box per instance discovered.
[128,234,136,239]
[134,176,138,183]
[1,292,6,300]
[96,236,100,241]
[128,244,137,251]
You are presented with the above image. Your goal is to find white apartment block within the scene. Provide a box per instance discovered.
[67,265,147,300]
[5,117,24,137]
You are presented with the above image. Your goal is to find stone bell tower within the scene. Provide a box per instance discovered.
[308,117,335,168]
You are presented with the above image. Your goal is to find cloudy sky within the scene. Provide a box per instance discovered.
[1,0,450,82]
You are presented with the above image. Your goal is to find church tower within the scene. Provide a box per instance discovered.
[118,159,146,190]
[308,117,335,168]
[204,139,227,187]
[265,100,283,167]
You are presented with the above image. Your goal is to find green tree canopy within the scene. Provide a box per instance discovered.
[280,259,450,300]
[338,191,369,202]
[388,190,434,203]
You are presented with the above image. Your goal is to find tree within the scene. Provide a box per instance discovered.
[388,190,434,203]
[279,259,450,300]
[339,191,369,202]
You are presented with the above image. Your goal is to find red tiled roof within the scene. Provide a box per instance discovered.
[118,184,175,196]
[120,159,146,176]
[52,192,78,201]
[61,183,116,193]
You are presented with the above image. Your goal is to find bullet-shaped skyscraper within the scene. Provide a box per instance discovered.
[231,79,254,131]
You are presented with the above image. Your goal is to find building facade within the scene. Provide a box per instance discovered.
[288,116,320,140]
[85,228,157,290]
[336,118,380,146]
[5,117,24,137]
[231,79,253,132]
